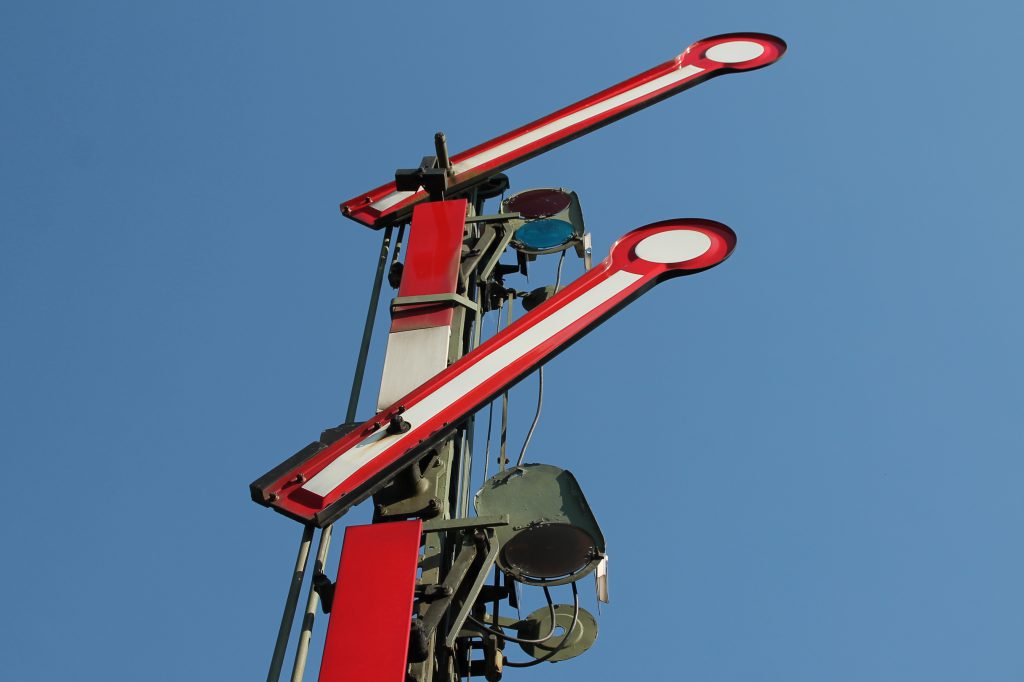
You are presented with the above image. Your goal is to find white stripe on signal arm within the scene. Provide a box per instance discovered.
[303,270,642,497]
[369,65,705,213]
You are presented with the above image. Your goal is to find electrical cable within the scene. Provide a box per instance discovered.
[498,291,514,471]
[554,246,567,289]
[515,249,566,467]
[481,298,504,484]
[500,581,581,668]
[467,586,558,645]
[515,368,543,468]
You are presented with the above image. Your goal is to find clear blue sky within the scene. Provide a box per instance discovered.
[2,1,1022,680]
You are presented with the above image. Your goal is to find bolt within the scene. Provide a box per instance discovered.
[424,584,453,600]
[387,413,411,435]
[269,492,280,502]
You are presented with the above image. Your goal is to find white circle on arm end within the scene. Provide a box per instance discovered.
[634,230,713,264]
[705,41,765,64]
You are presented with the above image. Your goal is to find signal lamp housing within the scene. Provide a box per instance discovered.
[474,463,605,586]
[502,188,585,255]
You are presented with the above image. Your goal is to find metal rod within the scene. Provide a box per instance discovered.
[266,525,315,682]
[272,227,393,681]
[391,223,406,267]
[498,292,514,471]
[434,131,451,171]
[458,278,487,516]
[481,299,502,485]
[289,525,333,682]
[346,225,394,423]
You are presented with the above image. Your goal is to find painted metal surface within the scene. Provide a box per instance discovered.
[517,603,598,662]
[377,326,451,411]
[474,464,604,585]
[317,520,422,682]
[266,526,314,682]
[340,33,785,228]
[389,200,467,332]
[377,200,467,409]
[252,219,736,527]
[289,526,332,682]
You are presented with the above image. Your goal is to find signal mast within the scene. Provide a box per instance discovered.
[251,32,785,682]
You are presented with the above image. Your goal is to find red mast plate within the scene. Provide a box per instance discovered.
[390,200,466,333]
[317,520,422,682]
[251,219,737,527]
[340,33,785,228]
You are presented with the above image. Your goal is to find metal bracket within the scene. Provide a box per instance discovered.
[460,227,498,294]
[476,225,518,286]
[391,292,480,313]
[575,232,593,270]
[311,572,335,614]
[373,448,444,520]
[421,515,509,533]
[464,212,522,224]
[418,528,501,648]
[394,132,455,200]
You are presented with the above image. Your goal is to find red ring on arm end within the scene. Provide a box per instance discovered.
[609,219,737,276]
[680,32,787,71]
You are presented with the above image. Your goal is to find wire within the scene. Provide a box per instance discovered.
[499,291,514,471]
[481,298,504,484]
[501,581,581,668]
[515,249,567,467]
[515,368,543,468]
[467,586,558,644]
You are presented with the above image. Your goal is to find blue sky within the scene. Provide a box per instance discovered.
[2,1,1022,680]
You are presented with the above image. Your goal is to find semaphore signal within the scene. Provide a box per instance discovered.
[253,31,785,682]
